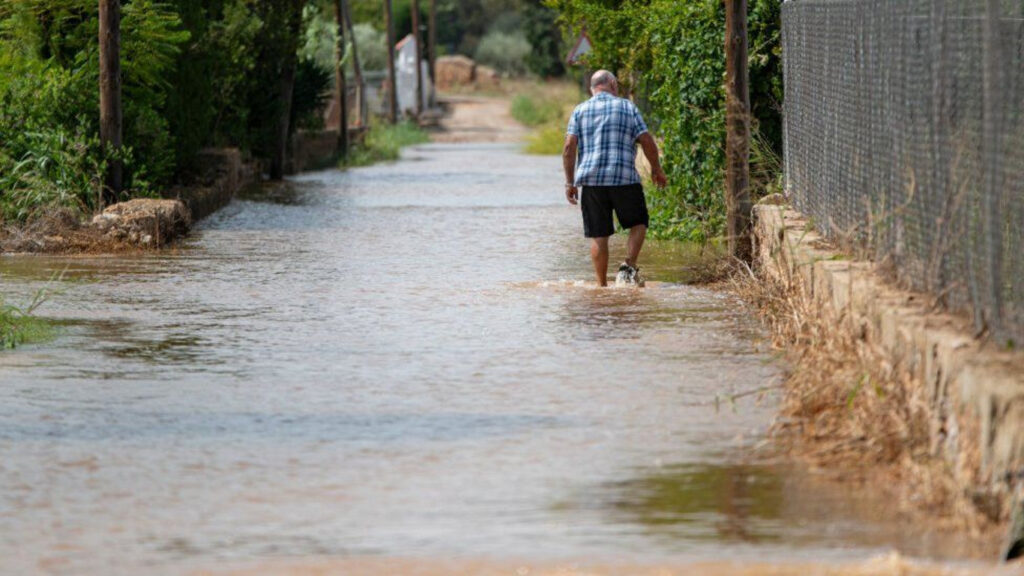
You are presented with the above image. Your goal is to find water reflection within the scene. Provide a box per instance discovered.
[612,463,785,543]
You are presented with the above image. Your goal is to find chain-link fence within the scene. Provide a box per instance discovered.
[782,0,1024,347]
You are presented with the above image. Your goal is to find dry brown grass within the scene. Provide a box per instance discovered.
[728,260,1001,543]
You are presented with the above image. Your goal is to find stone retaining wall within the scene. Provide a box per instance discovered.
[166,148,260,222]
[753,204,1024,555]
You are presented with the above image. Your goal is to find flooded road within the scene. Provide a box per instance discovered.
[0,143,1002,575]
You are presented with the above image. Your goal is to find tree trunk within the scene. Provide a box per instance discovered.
[428,0,436,106]
[269,1,304,180]
[725,0,751,261]
[384,0,398,123]
[341,0,366,127]
[334,0,349,159]
[98,0,122,207]
[411,0,423,116]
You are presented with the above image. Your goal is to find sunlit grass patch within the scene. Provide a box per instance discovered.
[341,120,430,168]
[510,80,581,156]
[510,94,563,127]
[524,125,566,155]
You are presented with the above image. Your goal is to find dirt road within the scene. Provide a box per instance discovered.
[431,95,528,143]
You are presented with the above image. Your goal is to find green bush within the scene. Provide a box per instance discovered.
[0,55,103,219]
[167,0,263,169]
[524,125,566,155]
[351,23,388,72]
[474,31,532,76]
[510,94,563,127]
[0,0,188,219]
[342,120,430,167]
[523,0,565,78]
[1,287,56,349]
[291,58,334,131]
[301,10,388,74]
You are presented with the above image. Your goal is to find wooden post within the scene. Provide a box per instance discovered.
[411,0,424,116]
[384,0,398,122]
[98,0,122,207]
[334,0,349,160]
[428,0,436,105]
[269,1,303,180]
[725,0,751,261]
[341,0,366,127]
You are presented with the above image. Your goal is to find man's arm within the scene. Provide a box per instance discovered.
[637,132,667,188]
[562,134,579,205]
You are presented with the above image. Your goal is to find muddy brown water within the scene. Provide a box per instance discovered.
[0,143,1000,574]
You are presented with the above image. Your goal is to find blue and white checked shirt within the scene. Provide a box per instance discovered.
[566,92,649,187]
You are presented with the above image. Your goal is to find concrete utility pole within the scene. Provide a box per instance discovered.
[410,0,424,116]
[725,0,752,261]
[334,0,349,160]
[384,0,398,122]
[341,0,366,127]
[98,0,122,207]
[428,0,436,106]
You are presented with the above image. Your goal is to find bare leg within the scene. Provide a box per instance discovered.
[590,237,609,286]
[625,224,647,268]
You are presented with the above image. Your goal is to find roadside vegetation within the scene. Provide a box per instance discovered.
[731,263,997,538]
[341,121,430,168]
[0,0,567,225]
[508,81,580,155]
[1,288,56,349]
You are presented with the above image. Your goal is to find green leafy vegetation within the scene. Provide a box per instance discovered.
[509,82,580,155]
[0,0,327,220]
[0,0,190,219]
[524,126,567,155]
[341,121,430,168]
[548,0,782,241]
[510,94,564,127]
[0,287,57,349]
[474,31,532,76]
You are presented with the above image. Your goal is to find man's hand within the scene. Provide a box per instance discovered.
[565,184,579,205]
[652,168,667,189]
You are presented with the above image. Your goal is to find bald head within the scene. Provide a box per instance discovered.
[590,70,618,95]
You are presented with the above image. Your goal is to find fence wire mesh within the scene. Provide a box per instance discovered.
[782,0,1024,347]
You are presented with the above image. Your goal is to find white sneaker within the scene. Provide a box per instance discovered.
[615,263,644,287]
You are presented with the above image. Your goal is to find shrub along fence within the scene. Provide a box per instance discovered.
[782,0,1024,348]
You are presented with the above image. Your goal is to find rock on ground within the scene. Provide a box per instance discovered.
[0,199,193,253]
[92,199,191,247]
[436,55,476,90]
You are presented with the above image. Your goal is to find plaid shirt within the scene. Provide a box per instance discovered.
[566,92,649,187]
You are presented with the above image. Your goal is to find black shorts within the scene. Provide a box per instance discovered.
[580,183,650,238]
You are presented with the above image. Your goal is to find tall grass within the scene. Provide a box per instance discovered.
[0,286,56,349]
[341,120,430,168]
[510,94,563,127]
[730,260,994,533]
[510,82,581,156]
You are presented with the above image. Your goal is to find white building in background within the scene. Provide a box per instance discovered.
[395,34,431,116]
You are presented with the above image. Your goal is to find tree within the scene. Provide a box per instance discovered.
[523,0,564,77]
[246,0,307,180]
[99,0,122,205]
[334,0,348,158]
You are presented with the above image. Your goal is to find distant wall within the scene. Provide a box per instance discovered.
[166,148,260,222]
[289,130,340,174]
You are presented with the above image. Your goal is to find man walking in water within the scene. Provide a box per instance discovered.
[563,70,667,286]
